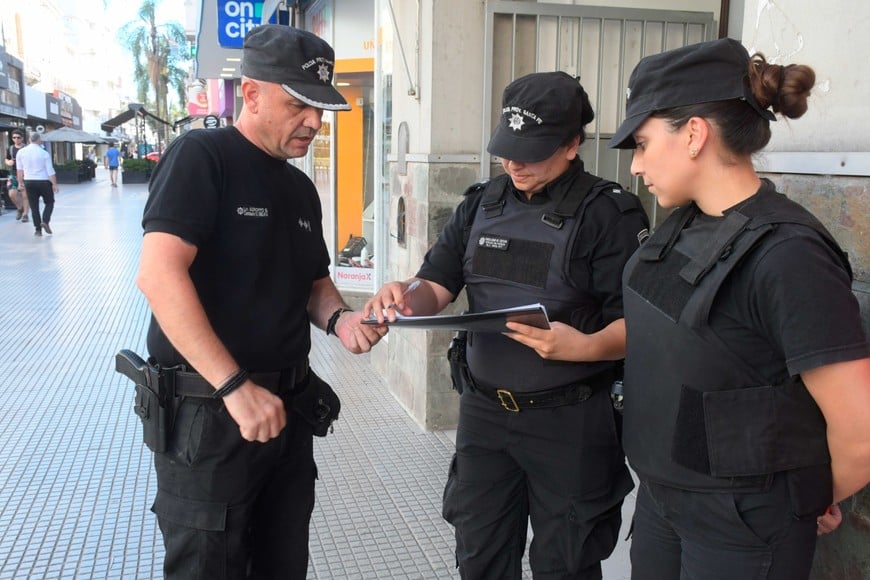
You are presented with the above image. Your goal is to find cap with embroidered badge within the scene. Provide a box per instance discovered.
[609,38,776,149]
[241,24,350,111]
[486,71,595,163]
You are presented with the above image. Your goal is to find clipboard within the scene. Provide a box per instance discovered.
[362,303,551,333]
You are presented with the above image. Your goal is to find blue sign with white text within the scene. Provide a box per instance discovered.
[218,0,281,48]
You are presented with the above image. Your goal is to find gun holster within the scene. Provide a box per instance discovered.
[291,369,341,437]
[115,349,175,453]
[447,331,472,394]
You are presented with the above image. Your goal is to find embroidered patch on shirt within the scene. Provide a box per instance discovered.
[237,207,269,217]
[477,235,510,251]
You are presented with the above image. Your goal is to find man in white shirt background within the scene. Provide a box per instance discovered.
[15,132,59,237]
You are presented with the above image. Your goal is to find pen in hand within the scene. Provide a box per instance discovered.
[387,280,421,309]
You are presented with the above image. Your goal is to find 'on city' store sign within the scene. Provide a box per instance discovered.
[217,0,265,47]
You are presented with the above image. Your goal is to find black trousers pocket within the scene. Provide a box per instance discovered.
[152,489,230,579]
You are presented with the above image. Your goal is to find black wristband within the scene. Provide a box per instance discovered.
[212,368,250,399]
[326,307,353,336]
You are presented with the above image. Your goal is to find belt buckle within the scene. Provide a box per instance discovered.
[496,389,520,412]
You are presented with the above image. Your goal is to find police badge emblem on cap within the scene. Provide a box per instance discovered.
[486,71,595,164]
[241,24,351,111]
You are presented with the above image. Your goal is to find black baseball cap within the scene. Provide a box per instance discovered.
[609,38,776,149]
[241,25,350,111]
[487,71,595,163]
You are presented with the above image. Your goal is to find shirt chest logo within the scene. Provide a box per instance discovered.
[237,206,269,217]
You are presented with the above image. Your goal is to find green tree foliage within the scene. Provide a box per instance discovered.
[117,0,189,146]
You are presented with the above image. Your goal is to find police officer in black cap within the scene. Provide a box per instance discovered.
[606,38,870,579]
[365,71,649,579]
[137,25,385,578]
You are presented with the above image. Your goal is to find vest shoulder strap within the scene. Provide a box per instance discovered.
[682,184,852,326]
[464,171,618,243]
[460,178,497,247]
[548,171,602,217]
[638,204,698,262]
[742,188,851,278]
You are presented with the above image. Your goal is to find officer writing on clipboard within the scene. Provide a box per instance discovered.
[365,72,649,579]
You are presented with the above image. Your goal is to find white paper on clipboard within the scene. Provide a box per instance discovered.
[362,303,550,333]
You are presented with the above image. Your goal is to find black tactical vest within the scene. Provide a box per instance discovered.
[622,180,849,491]
[462,167,627,391]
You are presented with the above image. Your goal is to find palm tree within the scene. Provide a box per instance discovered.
[117,0,189,148]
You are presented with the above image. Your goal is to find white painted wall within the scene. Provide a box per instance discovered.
[741,0,870,152]
[429,1,485,152]
[334,0,375,60]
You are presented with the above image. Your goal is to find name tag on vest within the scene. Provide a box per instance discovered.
[478,234,510,251]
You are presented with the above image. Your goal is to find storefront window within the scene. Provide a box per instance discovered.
[304,0,380,291]
[312,111,335,250]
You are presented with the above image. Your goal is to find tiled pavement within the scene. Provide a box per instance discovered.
[0,169,633,579]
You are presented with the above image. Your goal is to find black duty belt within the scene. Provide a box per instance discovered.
[173,359,309,398]
[470,369,614,412]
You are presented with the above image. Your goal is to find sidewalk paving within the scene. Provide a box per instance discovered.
[0,169,632,579]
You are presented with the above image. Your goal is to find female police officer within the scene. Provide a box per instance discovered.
[512,38,870,580]
[365,72,649,579]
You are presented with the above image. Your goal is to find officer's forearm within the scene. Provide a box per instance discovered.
[830,442,870,503]
[307,275,350,332]
[137,233,241,387]
[144,277,239,383]
[403,278,453,316]
[802,358,870,503]
[583,318,627,361]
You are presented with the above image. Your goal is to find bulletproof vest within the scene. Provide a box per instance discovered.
[622,180,847,491]
[462,168,622,391]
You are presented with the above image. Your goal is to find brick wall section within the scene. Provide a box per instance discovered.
[765,173,870,579]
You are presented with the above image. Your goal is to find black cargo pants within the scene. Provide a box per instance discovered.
[152,393,316,579]
[442,385,634,580]
[630,475,821,580]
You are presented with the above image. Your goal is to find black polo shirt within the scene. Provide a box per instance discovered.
[142,127,330,371]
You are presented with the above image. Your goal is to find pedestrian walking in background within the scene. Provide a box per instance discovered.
[135,25,386,578]
[5,128,30,222]
[104,143,121,187]
[15,132,58,236]
[605,38,870,579]
[365,72,649,579]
